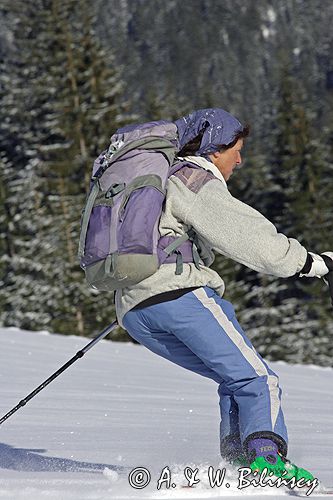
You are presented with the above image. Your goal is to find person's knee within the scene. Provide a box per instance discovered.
[227,373,280,395]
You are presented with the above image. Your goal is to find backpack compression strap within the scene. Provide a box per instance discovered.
[160,229,201,274]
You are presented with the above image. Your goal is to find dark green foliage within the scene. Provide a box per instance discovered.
[0,0,132,340]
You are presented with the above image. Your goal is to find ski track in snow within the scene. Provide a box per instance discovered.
[0,327,332,500]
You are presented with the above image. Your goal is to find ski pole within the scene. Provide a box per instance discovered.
[327,271,333,307]
[0,320,118,426]
[322,255,333,307]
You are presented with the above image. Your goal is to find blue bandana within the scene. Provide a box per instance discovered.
[174,108,244,156]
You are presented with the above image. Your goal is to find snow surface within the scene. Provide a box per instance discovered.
[0,326,332,500]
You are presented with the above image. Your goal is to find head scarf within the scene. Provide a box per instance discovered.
[174,108,244,155]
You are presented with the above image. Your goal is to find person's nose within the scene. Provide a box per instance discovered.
[236,152,242,165]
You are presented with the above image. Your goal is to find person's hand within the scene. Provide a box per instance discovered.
[299,252,333,278]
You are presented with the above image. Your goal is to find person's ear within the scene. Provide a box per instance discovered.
[211,151,222,159]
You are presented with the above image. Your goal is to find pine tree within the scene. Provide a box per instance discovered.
[0,0,133,339]
[0,12,54,330]
[239,63,333,365]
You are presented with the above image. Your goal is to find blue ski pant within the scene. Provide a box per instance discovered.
[123,286,288,456]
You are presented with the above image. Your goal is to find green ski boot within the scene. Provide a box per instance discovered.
[247,437,314,481]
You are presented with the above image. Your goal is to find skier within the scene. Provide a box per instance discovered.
[115,108,333,480]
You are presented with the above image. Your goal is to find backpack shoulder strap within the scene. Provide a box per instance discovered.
[163,160,214,272]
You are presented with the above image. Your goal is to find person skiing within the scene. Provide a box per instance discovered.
[115,108,333,481]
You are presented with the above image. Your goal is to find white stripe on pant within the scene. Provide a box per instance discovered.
[123,286,288,455]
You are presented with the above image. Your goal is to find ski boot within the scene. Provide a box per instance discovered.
[246,437,315,482]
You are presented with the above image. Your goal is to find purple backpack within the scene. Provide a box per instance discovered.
[78,121,201,291]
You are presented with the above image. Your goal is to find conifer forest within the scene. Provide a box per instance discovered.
[1,0,333,365]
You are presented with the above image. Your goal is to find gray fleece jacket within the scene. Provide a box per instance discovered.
[115,156,307,327]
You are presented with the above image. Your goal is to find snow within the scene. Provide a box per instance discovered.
[0,327,332,499]
[266,7,277,24]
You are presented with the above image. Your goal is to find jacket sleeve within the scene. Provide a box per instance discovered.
[172,177,307,278]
